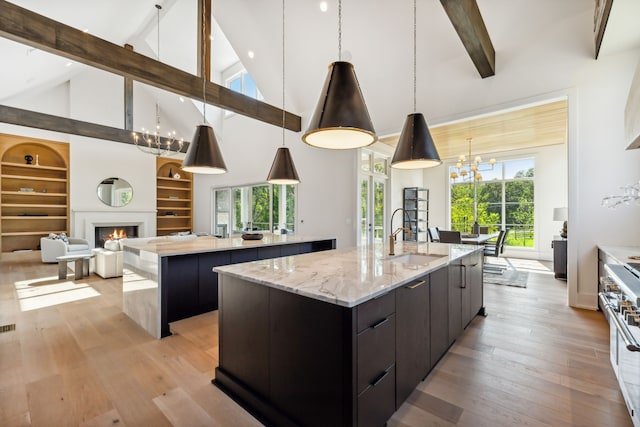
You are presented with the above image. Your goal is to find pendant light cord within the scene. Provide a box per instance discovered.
[281,0,286,146]
[413,0,416,113]
[156,4,161,60]
[338,0,342,61]
[201,0,207,124]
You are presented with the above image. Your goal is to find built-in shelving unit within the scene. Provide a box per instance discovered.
[156,157,192,236]
[0,134,69,252]
[403,187,429,243]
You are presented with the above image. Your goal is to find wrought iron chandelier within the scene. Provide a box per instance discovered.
[133,103,184,156]
[133,4,184,157]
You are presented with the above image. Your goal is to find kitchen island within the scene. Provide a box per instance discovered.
[214,241,484,427]
[121,234,335,338]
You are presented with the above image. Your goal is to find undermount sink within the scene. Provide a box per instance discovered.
[384,253,445,265]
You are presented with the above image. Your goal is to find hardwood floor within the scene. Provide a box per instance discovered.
[0,252,632,426]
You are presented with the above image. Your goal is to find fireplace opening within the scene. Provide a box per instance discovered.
[95,225,139,248]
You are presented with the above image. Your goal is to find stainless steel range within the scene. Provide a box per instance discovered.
[600,263,640,427]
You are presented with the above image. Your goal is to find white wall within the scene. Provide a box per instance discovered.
[193,112,358,248]
[424,143,568,260]
[0,81,71,143]
[68,68,158,234]
[570,51,640,308]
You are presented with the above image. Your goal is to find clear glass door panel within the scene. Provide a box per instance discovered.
[373,180,385,242]
[360,178,371,246]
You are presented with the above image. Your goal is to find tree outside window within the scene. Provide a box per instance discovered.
[450,159,534,247]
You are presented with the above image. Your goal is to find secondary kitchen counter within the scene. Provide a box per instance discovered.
[215,241,480,307]
[122,234,336,338]
[122,233,335,256]
[598,245,640,266]
[214,242,484,427]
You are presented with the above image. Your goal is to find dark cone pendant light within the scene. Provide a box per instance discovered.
[182,124,227,174]
[182,1,227,175]
[267,0,300,185]
[302,61,376,149]
[267,146,300,184]
[391,113,441,169]
[391,0,441,169]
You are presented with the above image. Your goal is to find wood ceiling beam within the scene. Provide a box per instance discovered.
[0,0,301,132]
[594,0,613,59]
[0,104,189,153]
[197,0,212,81]
[440,0,495,78]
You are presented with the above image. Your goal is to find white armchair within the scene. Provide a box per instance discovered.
[40,236,91,263]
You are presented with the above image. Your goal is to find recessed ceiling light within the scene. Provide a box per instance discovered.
[179,96,185,103]
[248,50,255,59]
[320,2,328,12]
[65,61,73,67]
[83,28,89,33]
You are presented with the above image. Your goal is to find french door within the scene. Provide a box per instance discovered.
[359,150,388,246]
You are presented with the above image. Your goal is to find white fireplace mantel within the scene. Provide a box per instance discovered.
[72,210,156,248]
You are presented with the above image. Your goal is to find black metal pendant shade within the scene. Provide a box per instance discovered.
[391,113,442,169]
[302,61,377,149]
[267,146,300,184]
[181,124,227,174]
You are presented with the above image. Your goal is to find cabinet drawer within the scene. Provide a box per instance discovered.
[357,314,395,394]
[357,291,395,333]
[357,364,395,427]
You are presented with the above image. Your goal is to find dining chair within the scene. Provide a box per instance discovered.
[438,230,462,244]
[484,228,509,256]
[483,228,509,272]
[428,227,440,242]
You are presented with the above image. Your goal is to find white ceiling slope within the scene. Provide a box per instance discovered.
[1,0,639,138]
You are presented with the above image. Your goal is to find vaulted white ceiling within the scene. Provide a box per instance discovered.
[1,0,639,140]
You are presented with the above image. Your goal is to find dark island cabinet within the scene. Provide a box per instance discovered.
[357,292,397,427]
[159,238,336,337]
[197,251,231,312]
[449,251,484,344]
[164,255,199,323]
[215,254,479,427]
[429,266,450,368]
[448,259,464,344]
[468,250,484,323]
[396,275,430,407]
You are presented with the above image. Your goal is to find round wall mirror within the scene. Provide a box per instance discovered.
[97,177,133,207]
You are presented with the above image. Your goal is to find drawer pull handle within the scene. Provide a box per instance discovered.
[371,317,389,329]
[406,280,426,289]
[372,370,389,387]
[461,264,467,288]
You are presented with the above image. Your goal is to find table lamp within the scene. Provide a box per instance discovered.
[553,207,568,238]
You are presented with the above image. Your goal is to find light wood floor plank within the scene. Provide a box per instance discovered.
[153,387,216,427]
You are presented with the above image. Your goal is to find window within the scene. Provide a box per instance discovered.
[213,183,296,237]
[225,70,263,100]
[450,158,535,248]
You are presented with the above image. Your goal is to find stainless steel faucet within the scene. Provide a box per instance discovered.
[389,208,412,255]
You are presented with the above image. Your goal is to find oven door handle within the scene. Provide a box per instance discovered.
[599,292,640,352]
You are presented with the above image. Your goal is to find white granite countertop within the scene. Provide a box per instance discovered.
[122,234,335,256]
[215,242,483,307]
[598,245,640,265]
